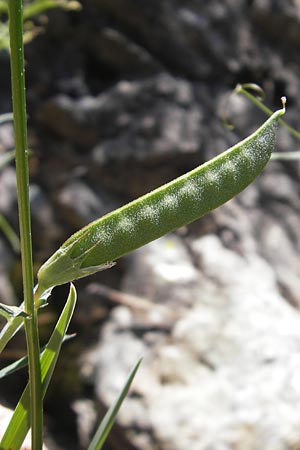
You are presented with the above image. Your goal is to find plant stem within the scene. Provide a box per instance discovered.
[8,1,43,449]
[235,85,300,140]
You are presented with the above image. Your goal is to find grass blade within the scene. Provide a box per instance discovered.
[0,284,77,450]
[0,334,75,380]
[0,284,52,356]
[0,303,26,320]
[0,303,27,359]
[87,358,142,450]
[0,150,15,170]
[0,351,32,380]
[0,315,24,355]
[23,0,81,20]
[271,151,300,160]
[0,214,20,253]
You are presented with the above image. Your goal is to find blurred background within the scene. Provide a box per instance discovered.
[1,0,300,449]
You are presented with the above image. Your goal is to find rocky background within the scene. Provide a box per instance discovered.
[1,0,300,449]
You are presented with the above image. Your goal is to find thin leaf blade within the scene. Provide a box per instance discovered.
[87,358,142,450]
[0,284,77,450]
[0,303,27,320]
[0,334,75,380]
[0,315,24,355]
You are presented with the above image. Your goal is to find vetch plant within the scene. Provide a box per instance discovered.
[0,1,288,449]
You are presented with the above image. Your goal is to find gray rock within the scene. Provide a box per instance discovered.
[89,27,162,76]
[71,399,97,449]
[96,0,242,78]
[55,180,118,229]
[122,235,201,308]
[88,232,300,450]
[254,168,300,307]
[252,0,300,47]
[37,73,203,164]
[29,184,63,256]
[36,94,99,147]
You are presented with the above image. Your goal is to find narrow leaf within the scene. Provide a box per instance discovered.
[87,358,142,450]
[0,214,20,253]
[0,315,24,355]
[0,352,30,380]
[0,151,15,170]
[0,303,27,320]
[0,286,53,355]
[23,0,81,20]
[0,334,75,380]
[271,151,300,160]
[0,356,28,379]
[0,284,77,450]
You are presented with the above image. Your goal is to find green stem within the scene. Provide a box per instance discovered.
[235,85,300,140]
[271,151,300,160]
[8,1,43,449]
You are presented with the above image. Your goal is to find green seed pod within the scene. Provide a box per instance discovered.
[37,101,285,295]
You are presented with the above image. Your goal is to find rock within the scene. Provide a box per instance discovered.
[88,233,300,450]
[71,399,97,449]
[254,167,300,307]
[91,74,203,164]
[252,0,300,47]
[88,27,162,77]
[96,0,241,78]
[36,94,99,147]
[122,235,201,308]
[37,73,203,164]
[29,184,62,257]
[55,180,117,229]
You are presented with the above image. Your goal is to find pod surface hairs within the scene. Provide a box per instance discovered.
[36,100,286,295]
